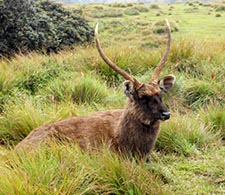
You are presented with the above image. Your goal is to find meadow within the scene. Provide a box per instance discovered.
[0,1,225,194]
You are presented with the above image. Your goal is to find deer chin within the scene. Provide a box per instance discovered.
[160,117,169,121]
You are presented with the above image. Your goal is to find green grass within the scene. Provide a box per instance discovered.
[202,105,225,138]
[0,143,224,195]
[0,144,169,195]
[0,1,225,195]
[156,113,219,156]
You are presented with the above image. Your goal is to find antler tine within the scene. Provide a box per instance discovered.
[95,23,141,88]
[151,19,171,82]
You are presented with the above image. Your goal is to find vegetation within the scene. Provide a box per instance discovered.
[0,1,225,195]
[0,0,93,57]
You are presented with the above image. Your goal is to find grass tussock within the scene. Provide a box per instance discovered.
[0,144,169,195]
[153,20,179,34]
[183,79,225,109]
[157,113,218,156]
[201,106,225,138]
[170,39,196,63]
[40,73,110,104]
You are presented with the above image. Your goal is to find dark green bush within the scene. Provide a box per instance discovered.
[0,0,94,57]
[215,13,221,17]
[0,0,59,56]
[37,0,93,47]
[150,4,160,9]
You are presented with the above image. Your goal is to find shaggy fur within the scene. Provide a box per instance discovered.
[16,79,175,159]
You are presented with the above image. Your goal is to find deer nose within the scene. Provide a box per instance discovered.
[160,111,170,121]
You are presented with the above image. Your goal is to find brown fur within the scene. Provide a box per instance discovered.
[16,81,174,159]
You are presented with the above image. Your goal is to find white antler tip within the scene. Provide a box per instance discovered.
[165,18,170,28]
[95,23,99,36]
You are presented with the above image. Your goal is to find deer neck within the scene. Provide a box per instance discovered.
[112,101,160,157]
[116,102,160,133]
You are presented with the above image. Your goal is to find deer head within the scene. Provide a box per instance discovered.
[95,19,176,125]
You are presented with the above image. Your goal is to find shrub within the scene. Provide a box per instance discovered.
[215,13,221,17]
[150,4,160,9]
[0,0,59,56]
[36,0,94,48]
[0,0,94,57]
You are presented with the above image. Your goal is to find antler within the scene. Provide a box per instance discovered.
[95,23,141,88]
[151,19,171,82]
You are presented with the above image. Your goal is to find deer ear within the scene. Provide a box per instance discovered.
[159,75,176,93]
[123,80,135,99]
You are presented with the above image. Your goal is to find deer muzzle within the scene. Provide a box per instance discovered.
[159,111,171,121]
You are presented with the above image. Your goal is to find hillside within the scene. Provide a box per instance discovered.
[0,1,225,195]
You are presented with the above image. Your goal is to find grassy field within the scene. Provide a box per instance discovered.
[0,1,225,195]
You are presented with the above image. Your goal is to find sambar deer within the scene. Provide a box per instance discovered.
[16,20,176,159]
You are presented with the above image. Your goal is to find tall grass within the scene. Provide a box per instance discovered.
[183,79,225,109]
[156,113,219,156]
[201,106,225,138]
[0,144,169,195]
[0,97,78,145]
[39,73,110,104]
